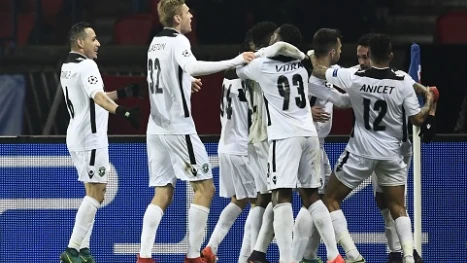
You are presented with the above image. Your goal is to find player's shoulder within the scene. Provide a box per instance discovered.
[63,53,98,72]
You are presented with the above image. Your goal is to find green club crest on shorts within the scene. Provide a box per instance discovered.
[202,163,209,174]
[99,166,106,177]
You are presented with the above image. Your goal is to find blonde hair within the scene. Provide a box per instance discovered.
[157,0,185,27]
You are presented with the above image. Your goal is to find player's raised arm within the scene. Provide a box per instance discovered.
[255,41,305,60]
[174,37,255,76]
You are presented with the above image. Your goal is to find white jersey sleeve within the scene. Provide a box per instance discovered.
[79,60,104,99]
[309,82,351,108]
[173,36,197,71]
[236,59,262,80]
[325,67,357,91]
[403,80,421,116]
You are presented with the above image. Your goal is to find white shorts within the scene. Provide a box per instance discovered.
[268,136,321,190]
[334,150,407,190]
[70,147,110,183]
[372,155,412,194]
[147,134,213,187]
[248,140,270,194]
[219,153,257,199]
[318,147,332,195]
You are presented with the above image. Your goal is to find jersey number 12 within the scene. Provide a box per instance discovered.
[363,98,387,131]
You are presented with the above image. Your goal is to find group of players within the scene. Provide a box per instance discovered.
[58,0,438,263]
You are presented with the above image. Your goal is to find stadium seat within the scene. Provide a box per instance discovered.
[113,14,156,45]
[436,11,467,43]
[0,13,34,46]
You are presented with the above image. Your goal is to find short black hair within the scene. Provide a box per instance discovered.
[69,22,92,47]
[368,34,392,64]
[312,28,342,57]
[242,21,278,51]
[356,33,376,47]
[277,23,302,48]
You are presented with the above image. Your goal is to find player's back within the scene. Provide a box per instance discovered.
[146,28,196,135]
[218,78,249,155]
[252,56,316,140]
[60,52,108,151]
[344,67,417,159]
[245,79,268,143]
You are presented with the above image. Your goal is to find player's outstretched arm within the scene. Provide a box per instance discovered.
[255,41,305,60]
[94,92,141,129]
[182,52,255,76]
[106,83,143,101]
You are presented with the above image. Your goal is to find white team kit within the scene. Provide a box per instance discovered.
[218,78,256,199]
[308,65,351,194]
[244,79,270,194]
[325,66,420,189]
[146,28,212,187]
[60,52,110,183]
[237,56,321,190]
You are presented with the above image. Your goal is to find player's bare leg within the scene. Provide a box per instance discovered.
[248,193,273,263]
[138,185,174,263]
[381,185,415,263]
[61,183,105,263]
[322,173,365,262]
[271,188,294,263]
[299,188,343,263]
[375,192,403,262]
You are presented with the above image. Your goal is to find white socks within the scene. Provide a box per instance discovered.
[273,203,294,263]
[248,206,265,248]
[187,204,210,258]
[394,216,414,262]
[292,207,313,262]
[239,209,253,263]
[304,222,321,260]
[139,204,164,258]
[253,202,274,253]
[330,209,361,260]
[207,203,243,255]
[308,200,339,261]
[68,196,100,250]
[381,208,401,252]
[80,220,95,249]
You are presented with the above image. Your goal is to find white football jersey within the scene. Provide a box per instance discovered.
[60,52,109,151]
[218,78,249,155]
[245,80,268,143]
[146,28,197,135]
[325,67,420,159]
[237,56,317,141]
[308,65,342,145]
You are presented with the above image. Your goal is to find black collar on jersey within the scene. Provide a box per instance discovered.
[269,55,298,63]
[156,28,179,37]
[355,67,405,80]
[65,52,87,63]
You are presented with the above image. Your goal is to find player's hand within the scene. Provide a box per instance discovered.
[311,106,330,123]
[117,83,144,99]
[115,106,141,129]
[241,52,256,63]
[419,115,435,143]
[429,86,439,102]
[191,78,202,93]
